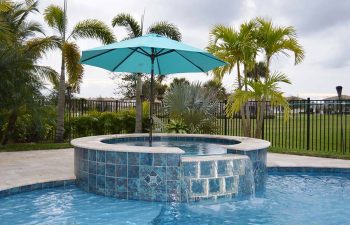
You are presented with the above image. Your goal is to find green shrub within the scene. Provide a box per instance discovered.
[166,119,189,134]
[69,109,145,137]
[7,106,56,143]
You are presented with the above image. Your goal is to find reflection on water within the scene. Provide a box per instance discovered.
[114,141,228,155]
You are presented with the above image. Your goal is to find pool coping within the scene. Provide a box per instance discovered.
[70,133,271,154]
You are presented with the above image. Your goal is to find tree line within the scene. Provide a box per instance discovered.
[0,0,304,144]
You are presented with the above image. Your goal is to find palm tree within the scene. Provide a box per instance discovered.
[246,61,267,81]
[207,21,258,137]
[227,72,291,138]
[250,18,305,138]
[112,13,181,133]
[44,1,115,142]
[0,0,59,145]
[255,18,305,78]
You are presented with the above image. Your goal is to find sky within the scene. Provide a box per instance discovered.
[30,0,350,99]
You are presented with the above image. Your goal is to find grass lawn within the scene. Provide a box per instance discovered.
[215,114,350,153]
[0,142,72,152]
[269,146,350,160]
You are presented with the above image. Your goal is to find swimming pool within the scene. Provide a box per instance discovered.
[113,140,229,155]
[72,134,269,201]
[1,172,349,225]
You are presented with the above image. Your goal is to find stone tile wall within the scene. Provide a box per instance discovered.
[181,157,254,201]
[75,147,182,202]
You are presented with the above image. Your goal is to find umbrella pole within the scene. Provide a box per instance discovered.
[149,52,155,146]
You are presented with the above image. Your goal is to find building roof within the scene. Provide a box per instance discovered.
[286,96,306,101]
[323,95,350,100]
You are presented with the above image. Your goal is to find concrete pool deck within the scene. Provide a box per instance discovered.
[1,148,350,191]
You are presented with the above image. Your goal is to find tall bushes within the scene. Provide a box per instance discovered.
[68,109,148,137]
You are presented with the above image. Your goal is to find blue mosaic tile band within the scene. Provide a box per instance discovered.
[228,148,267,191]
[101,136,239,145]
[0,180,75,198]
[75,147,182,202]
[182,157,254,202]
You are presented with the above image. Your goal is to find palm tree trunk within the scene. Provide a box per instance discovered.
[237,63,242,89]
[1,108,18,145]
[266,56,271,79]
[255,100,266,139]
[135,73,143,133]
[237,63,251,137]
[55,53,66,142]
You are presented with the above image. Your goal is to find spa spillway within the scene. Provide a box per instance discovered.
[71,134,270,202]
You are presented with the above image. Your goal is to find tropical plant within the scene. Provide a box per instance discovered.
[0,0,58,145]
[227,72,291,138]
[163,82,218,133]
[43,1,115,142]
[208,18,304,139]
[112,13,181,133]
[203,79,227,101]
[169,77,190,89]
[255,18,305,78]
[246,61,267,81]
[249,18,304,138]
[166,119,189,134]
[207,21,258,136]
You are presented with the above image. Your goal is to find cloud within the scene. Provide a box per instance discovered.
[30,0,350,98]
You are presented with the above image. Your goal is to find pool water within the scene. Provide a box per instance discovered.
[114,141,228,155]
[1,173,350,225]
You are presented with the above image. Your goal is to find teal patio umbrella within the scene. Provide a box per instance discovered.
[80,33,226,145]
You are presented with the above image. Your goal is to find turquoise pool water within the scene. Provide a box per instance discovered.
[1,173,349,225]
[114,141,228,155]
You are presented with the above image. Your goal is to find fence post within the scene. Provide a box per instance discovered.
[224,100,228,135]
[261,101,265,139]
[115,100,119,112]
[306,98,311,150]
[81,99,84,115]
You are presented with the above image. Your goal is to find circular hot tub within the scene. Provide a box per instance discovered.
[71,134,270,202]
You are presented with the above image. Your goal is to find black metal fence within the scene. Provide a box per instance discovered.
[63,98,350,153]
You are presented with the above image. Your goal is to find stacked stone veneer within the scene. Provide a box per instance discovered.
[181,155,254,201]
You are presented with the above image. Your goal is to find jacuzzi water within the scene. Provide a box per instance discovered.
[1,173,350,225]
[113,141,228,155]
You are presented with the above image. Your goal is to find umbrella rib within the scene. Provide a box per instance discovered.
[81,49,117,63]
[157,49,175,57]
[156,57,161,74]
[139,48,152,56]
[174,50,205,72]
[130,47,151,57]
[197,52,227,64]
[155,48,165,55]
[112,47,139,72]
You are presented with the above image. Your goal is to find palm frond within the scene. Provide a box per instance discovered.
[0,0,12,12]
[256,17,305,68]
[43,5,65,35]
[147,21,181,41]
[63,42,84,92]
[70,19,115,44]
[112,13,141,37]
[25,35,61,58]
[33,65,59,88]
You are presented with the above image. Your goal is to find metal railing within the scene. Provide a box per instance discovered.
[47,98,350,153]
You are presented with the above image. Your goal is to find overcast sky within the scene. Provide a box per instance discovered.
[32,0,350,99]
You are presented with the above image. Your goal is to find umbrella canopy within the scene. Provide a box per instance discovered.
[80,33,226,145]
[81,33,225,74]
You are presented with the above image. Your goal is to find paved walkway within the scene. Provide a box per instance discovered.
[1,149,350,190]
[0,149,74,190]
